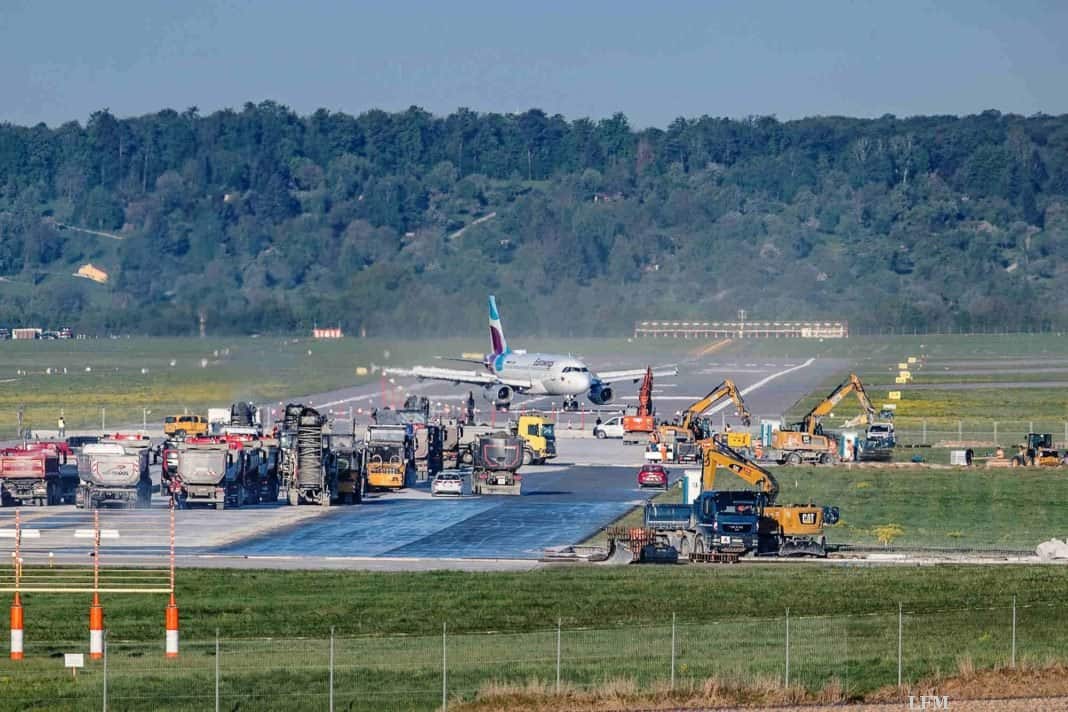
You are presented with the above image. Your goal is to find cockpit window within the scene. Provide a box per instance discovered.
[562,366,590,373]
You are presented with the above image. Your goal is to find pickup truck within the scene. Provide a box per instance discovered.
[644,490,766,558]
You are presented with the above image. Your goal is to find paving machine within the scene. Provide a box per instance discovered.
[278,404,339,506]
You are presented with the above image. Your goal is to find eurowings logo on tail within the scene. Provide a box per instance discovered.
[488,295,510,372]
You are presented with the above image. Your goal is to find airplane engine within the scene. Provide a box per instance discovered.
[587,384,613,406]
[483,385,513,410]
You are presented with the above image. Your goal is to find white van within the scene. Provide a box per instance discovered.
[593,416,625,439]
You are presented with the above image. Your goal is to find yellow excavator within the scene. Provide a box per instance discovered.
[768,372,883,465]
[703,440,839,556]
[652,380,752,462]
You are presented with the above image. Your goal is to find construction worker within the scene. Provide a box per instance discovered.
[58,415,66,439]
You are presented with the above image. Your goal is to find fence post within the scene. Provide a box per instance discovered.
[442,622,447,712]
[1029,421,1034,435]
[215,629,220,712]
[922,419,927,445]
[670,611,676,690]
[1011,595,1016,669]
[897,603,903,689]
[993,421,998,446]
[329,626,335,712]
[784,607,790,688]
[102,629,108,712]
[958,420,962,442]
[556,618,561,694]
[1064,422,1067,448]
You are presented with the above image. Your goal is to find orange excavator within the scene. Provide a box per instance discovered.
[622,367,655,444]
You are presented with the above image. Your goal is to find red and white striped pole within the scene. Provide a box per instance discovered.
[10,510,22,661]
[10,592,22,661]
[89,510,104,660]
[165,497,179,658]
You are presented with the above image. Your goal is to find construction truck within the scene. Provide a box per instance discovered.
[362,424,415,491]
[1012,433,1062,467]
[652,380,752,463]
[622,367,656,444]
[170,439,244,505]
[513,414,556,465]
[440,422,464,468]
[701,441,839,556]
[334,448,366,504]
[76,442,152,509]
[767,373,885,465]
[218,433,280,503]
[642,490,765,560]
[278,404,339,506]
[470,432,525,495]
[375,400,443,480]
[0,444,79,506]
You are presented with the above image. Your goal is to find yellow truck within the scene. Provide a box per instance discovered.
[513,415,557,465]
[163,414,209,438]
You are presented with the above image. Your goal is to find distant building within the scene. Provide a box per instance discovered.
[74,264,109,284]
[12,328,42,340]
[312,327,344,339]
[634,321,849,339]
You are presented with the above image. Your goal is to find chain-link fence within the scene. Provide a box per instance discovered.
[892,420,1068,448]
[2,597,1065,711]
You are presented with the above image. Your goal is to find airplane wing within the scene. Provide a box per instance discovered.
[597,365,679,384]
[383,366,533,390]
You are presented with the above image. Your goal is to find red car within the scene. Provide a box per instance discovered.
[637,463,669,488]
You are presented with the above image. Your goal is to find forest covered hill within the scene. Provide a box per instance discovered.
[1,104,1066,336]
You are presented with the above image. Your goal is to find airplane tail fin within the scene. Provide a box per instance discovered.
[488,295,509,356]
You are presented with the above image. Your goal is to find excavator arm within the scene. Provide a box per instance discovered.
[679,380,753,434]
[636,367,653,418]
[701,440,779,502]
[801,373,875,434]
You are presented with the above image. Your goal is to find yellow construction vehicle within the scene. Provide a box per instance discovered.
[653,380,752,463]
[513,414,556,465]
[702,440,839,556]
[768,373,889,465]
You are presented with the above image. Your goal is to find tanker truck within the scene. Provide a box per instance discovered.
[469,432,524,495]
[76,442,152,509]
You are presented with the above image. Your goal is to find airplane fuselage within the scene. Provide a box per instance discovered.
[490,352,593,396]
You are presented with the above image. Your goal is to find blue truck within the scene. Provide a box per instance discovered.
[644,490,766,559]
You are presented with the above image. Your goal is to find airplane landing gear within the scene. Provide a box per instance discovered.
[563,396,580,412]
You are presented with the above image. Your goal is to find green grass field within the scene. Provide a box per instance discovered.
[2,565,1065,711]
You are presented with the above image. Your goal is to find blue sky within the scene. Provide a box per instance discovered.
[2,0,1066,128]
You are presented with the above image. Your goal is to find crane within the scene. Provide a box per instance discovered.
[702,440,839,556]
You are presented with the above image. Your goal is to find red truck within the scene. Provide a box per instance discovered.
[0,443,79,506]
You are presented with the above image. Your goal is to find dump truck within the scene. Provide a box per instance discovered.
[215,433,280,504]
[76,442,152,509]
[440,423,464,468]
[642,490,765,559]
[0,445,79,506]
[362,424,414,491]
[278,404,339,506]
[171,439,247,509]
[513,414,556,465]
[469,432,524,495]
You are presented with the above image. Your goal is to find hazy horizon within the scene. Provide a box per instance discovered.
[3,0,1067,129]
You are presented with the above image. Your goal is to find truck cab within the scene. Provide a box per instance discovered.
[513,415,556,465]
[644,490,765,557]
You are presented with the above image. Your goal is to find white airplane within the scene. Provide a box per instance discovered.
[384,296,677,411]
